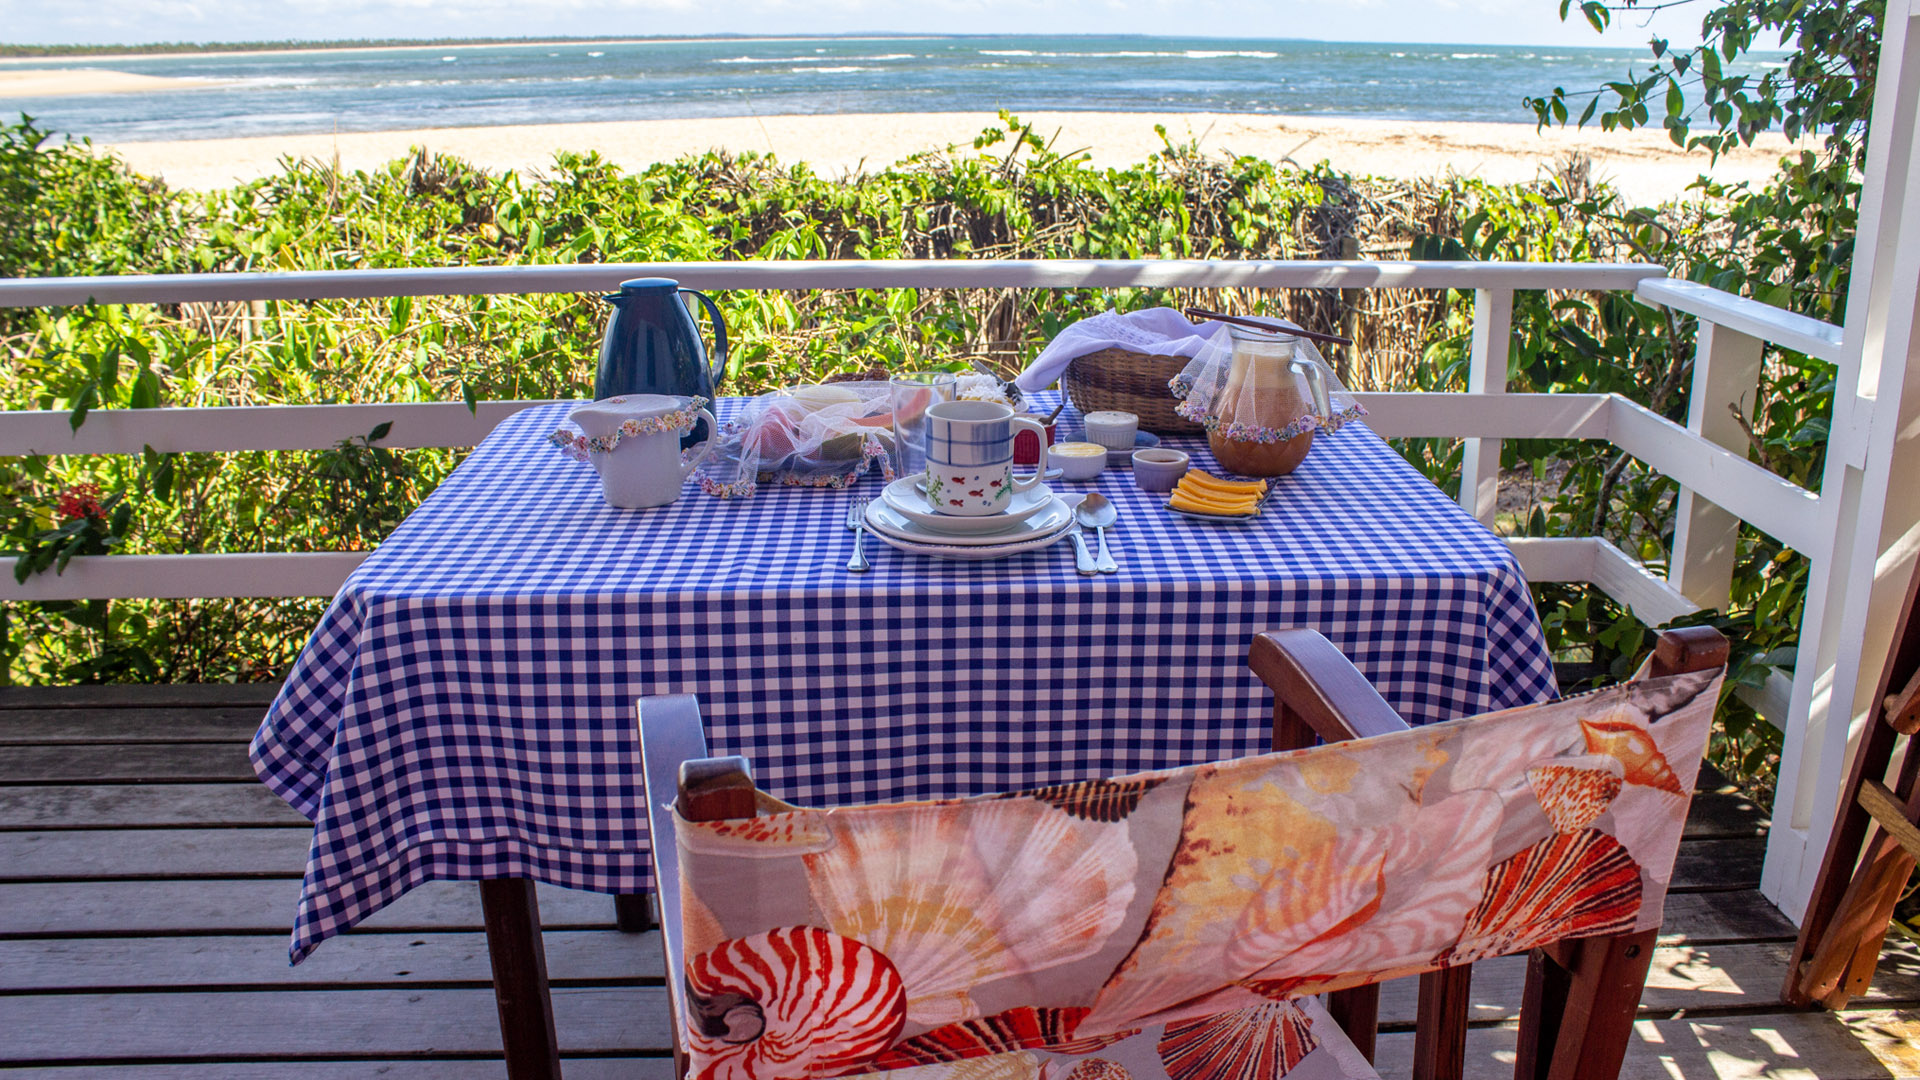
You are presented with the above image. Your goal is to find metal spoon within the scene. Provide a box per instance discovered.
[1076,492,1119,574]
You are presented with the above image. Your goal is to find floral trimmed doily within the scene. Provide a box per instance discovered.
[1170,392,1368,444]
[549,396,710,461]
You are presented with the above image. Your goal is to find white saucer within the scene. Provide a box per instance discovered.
[865,518,1076,561]
[867,496,1073,547]
[881,476,1057,534]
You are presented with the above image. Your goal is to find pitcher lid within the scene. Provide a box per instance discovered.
[616,277,679,293]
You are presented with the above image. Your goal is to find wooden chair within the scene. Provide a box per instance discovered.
[1783,560,1920,1009]
[638,626,1727,1080]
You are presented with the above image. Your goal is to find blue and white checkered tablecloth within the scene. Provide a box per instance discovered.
[252,393,1557,962]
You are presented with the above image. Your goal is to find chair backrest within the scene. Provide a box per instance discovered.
[649,653,1723,1080]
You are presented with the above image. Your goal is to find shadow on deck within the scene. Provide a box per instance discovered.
[1,684,1917,1078]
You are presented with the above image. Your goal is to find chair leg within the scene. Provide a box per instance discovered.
[613,892,656,933]
[1516,929,1656,1080]
[481,877,564,1080]
[1412,965,1472,1080]
[1514,947,1571,1080]
[1801,831,1918,1008]
[1326,984,1380,1063]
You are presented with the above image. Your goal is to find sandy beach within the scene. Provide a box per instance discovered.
[105,111,1804,203]
[0,69,226,97]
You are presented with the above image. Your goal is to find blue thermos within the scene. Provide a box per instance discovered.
[595,278,729,449]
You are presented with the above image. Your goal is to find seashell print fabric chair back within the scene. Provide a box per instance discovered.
[664,663,1723,1080]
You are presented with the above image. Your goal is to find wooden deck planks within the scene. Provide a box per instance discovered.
[18,1061,678,1080]
[1373,940,1920,1026]
[0,782,309,828]
[0,987,675,1061]
[1373,1009,1920,1079]
[0,826,313,879]
[0,930,665,991]
[0,742,259,783]
[1,878,624,936]
[1657,890,1800,944]
[0,683,280,709]
[3,684,1915,1079]
[0,705,270,744]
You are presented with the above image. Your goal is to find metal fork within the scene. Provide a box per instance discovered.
[846,497,871,573]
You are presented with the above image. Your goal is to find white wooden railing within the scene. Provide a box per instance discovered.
[0,259,1828,623]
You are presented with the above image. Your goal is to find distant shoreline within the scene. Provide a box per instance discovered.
[104,110,1807,205]
[0,32,1652,64]
[0,35,957,63]
[0,34,949,64]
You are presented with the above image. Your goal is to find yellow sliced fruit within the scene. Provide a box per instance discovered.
[1173,477,1260,507]
[1170,491,1257,517]
[1174,476,1258,497]
[1183,469,1268,497]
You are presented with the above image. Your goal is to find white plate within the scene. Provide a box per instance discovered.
[865,518,1077,561]
[867,497,1072,547]
[880,476,1057,534]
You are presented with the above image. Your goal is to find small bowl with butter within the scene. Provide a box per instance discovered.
[1048,441,1108,481]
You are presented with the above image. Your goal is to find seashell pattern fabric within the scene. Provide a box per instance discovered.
[671,666,1721,1080]
[686,927,908,1080]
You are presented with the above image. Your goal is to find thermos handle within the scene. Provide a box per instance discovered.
[680,288,729,390]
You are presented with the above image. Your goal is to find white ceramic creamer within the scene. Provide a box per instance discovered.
[567,395,717,509]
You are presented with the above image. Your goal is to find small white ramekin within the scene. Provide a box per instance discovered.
[1048,441,1108,481]
[1082,410,1140,452]
[1132,447,1191,493]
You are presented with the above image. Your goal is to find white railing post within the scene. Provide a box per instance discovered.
[1457,288,1514,524]
[1762,0,1920,922]
[1669,322,1766,612]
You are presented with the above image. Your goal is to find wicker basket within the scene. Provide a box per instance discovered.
[1060,348,1205,435]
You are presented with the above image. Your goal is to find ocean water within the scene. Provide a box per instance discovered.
[4,34,1784,143]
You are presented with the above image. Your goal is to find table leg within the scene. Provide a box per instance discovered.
[614,892,656,932]
[481,877,563,1080]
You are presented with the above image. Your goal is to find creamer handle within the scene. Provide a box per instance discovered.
[681,409,718,479]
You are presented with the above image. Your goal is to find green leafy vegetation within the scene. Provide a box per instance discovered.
[1509,0,1878,821]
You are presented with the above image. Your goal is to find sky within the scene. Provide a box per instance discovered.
[0,0,1710,50]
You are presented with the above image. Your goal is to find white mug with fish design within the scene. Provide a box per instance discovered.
[924,400,1048,516]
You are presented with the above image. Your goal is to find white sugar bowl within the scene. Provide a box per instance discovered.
[566,395,716,509]
[1082,410,1140,452]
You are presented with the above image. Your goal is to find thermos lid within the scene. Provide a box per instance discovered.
[616,277,680,292]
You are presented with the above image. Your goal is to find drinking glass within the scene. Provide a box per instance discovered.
[890,371,958,477]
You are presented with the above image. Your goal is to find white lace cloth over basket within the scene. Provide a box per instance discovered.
[1013,307,1230,393]
[1169,316,1366,443]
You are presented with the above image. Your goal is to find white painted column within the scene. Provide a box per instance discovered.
[1669,322,1766,612]
[1762,0,1920,921]
[1457,288,1514,525]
